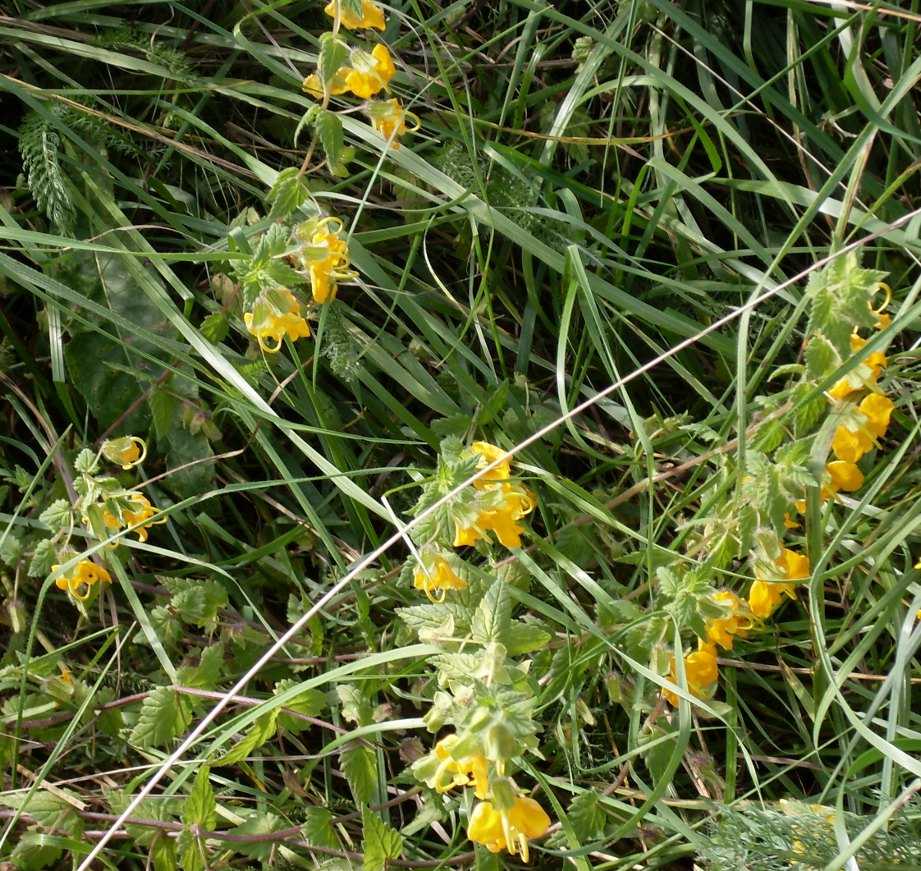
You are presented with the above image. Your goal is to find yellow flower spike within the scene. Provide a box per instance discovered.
[345,44,396,99]
[324,0,386,30]
[826,460,864,492]
[368,98,420,148]
[413,554,467,602]
[101,436,146,469]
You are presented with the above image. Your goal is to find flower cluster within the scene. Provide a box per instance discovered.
[103,492,167,543]
[46,438,167,608]
[413,732,550,862]
[53,559,112,602]
[302,0,419,149]
[409,440,534,602]
[405,438,550,859]
[453,442,536,549]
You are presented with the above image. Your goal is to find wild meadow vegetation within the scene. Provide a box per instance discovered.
[1,0,920,868]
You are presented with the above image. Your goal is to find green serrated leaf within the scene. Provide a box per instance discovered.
[315,109,344,169]
[150,832,177,871]
[361,806,403,871]
[303,806,340,849]
[38,499,72,532]
[177,643,225,690]
[266,166,311,221]
[227,811,285,860]
[318,33,350,86]
[0,789,83,834]
[337,683,374,727]
[216,708,278,765]
[340,742,378,805]
[183,765,217,830]
[274,679,326,734]
[502,622,552,656]
[567,790,607,841]
[471,581,510,644]
[130,686,192,748]
[162,578,228,632]
[0,532,22,569]
[199,311,229,344]
[148,385,180,442]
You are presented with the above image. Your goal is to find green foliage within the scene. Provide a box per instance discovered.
[18,109,75,233]
[361,806,403,871]
[130,686,192,747]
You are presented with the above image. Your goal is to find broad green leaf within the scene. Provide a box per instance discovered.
[150,832,177,871]
[318,33,349,88]
[38,499,71,532]
[567,790,607,841]
[340,742,378,805]
[471,581,510,644]
[266,166,311,222]
[29,539,57,577]
[302,806,340,849]
[130,686,192,748]
[337,684,374,727]
[227,812,285,860]
[183,765,217,830]
[361,806,403,871]
[162,578,228,632]
[315,109,344,169]
[177,643,225,691]
[502,622,552,656]
[274,679,326,733]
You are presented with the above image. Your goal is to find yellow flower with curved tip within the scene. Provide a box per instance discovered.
[663,640,719,707]
[831,392,894,463]
[53,560,112,602]
[747,548,809,618]
[705,591,752,650]
[104,493,167,543]
[413,554,467,602]
[295,219,358,304]
[454,486,535,549]
[468,796,550,861]
[302,69,351,99]
[828,334,887,400]
[102,436,146,469]
[368,98,420,148]
[468,441,513,489]
[432,735,490,799]
[244,289,311,353]
[345,44,396,99]
[324,0,385,30]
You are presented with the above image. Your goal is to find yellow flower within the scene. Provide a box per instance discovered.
[295,219,358,304]
[368,98,420,148]
[663,640,719,707]
[103,493,167,543]
[345,44,396,99]
[468,441,513,489]
[828,334,887,400]
[413,554,467,602]
[53,560,112,602]
[831,392,894,463]
[453,486,535,549]
[705,591,752,650]
[432,735,490,799]
[244,289,311,353]
[324,0,385,30]
[468,796,550,861]
[101,436,146,469]
[825,460,864,492]
[747,549,809,618]
[302,70,351,99]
